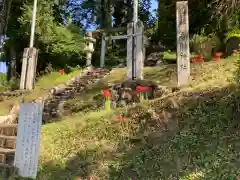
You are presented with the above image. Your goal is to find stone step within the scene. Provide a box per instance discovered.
[0,148,15,165]
[0,162,13,168]
[0,135,16,149]
[0,124,18,136]
[41,68,111,123]
[55,95,72,100]
[0,148,15,154]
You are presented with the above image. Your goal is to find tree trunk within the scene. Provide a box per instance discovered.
[10,46,16,79]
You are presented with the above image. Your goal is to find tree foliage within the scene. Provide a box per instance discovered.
[1,0,239,79]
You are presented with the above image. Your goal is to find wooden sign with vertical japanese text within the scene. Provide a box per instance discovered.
[176,1,190,86]
[14,103,44,179]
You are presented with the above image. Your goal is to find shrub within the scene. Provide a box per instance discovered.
[0,74,10,91]
[190,33,221,58]
[225,29,240,56]
[226,29,240,39]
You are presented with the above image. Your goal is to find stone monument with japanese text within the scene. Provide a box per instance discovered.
[176,1,190,86]
[14,103,44,179]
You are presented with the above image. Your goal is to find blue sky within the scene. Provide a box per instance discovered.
[0,62,7,73]
[151,0,158,13]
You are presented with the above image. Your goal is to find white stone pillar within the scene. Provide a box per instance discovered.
[85,32,95,66]
[100,33,106,67]
[127,22,133,79]
[176,1,190,86]
[135,21,144,79]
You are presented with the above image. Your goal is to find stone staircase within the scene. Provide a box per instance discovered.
[0,67,111,174]
[0,124,17,172]
[42,67,111,122]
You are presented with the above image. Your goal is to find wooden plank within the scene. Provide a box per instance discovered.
[176,1,190,86]
[14,103,43,179]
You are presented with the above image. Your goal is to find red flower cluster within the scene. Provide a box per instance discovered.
[214,52,224,61]
[136,86,152,92]
[118,114,124,121]
[191,56,204,63]
[59,68,65,75]
[233,49,239,53]
[102,89,111,98]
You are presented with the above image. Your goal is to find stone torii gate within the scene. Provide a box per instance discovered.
[85,21,145,80]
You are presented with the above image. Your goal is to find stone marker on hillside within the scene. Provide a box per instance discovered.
[14,103,43,179]
[176,1,190,86]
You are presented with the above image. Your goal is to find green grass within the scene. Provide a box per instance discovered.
[0,69,82,115]
[32,57,240,179]
[37,86,240,179]
[163,51,198,62]
[0,73,9,92]
[66,57,236,112]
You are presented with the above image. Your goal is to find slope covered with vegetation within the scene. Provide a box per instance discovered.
[0,0,239,179]
[34,57,240,180]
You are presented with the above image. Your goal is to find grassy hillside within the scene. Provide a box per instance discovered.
[34,57,240,179]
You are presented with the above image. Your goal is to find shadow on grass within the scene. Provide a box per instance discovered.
[37,87,240,179]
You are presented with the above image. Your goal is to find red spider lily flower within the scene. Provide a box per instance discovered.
[214,52,224,61]
[191,57,197,62]
[233,49,238,53]
[136,86,152,92]
[197,56,204,62]
[102,89,111,98]
[193,57,203,63]
[216,52,224,57]
[59,68,65,75]
[118,114,124,121]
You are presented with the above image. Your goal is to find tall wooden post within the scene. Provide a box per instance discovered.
[26,48,37,90]
[176,1,190,86]
[100,33,106,67]
[127,22,133,79]
[20,47,38,90]
[135,21,144,79]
